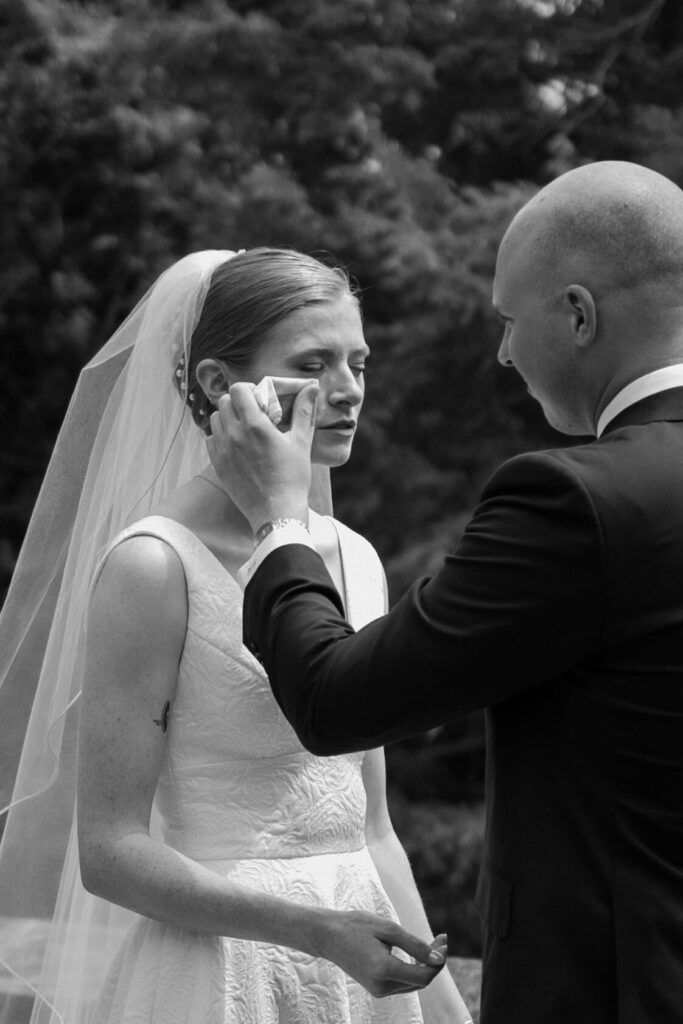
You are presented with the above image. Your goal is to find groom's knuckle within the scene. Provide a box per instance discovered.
[242,419,262,439]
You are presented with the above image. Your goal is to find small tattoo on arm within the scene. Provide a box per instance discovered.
[153,700,171,733]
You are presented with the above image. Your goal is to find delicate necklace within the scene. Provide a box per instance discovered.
[195,473,252,538]
[197,471,230,497]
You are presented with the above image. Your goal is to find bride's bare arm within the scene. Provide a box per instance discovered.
[362,749,474,1022]
[77,536,444,998]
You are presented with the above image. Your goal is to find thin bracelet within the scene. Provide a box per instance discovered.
[253,518,309,549]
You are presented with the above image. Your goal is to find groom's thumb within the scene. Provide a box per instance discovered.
[290,382,319,444]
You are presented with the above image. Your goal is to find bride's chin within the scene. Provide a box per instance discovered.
[311,429,355,467]
[311,444,353,469]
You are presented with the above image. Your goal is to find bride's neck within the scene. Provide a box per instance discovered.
[149,465,250,541]
[194,466,251,531]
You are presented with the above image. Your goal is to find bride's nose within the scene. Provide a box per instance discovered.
[326,367,364,407]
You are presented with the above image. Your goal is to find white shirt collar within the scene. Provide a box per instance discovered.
[596,364,683,438]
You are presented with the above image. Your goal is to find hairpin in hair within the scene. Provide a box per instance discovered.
[174,352,188,396]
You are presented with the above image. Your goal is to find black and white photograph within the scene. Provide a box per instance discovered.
[2,2,683,1022]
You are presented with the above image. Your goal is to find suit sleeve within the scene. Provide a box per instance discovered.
[243,451,604,754]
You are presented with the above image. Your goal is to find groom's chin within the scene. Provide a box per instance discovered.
[541,406,589,437]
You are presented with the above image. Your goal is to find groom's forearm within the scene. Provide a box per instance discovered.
[243,544,368,753]
[243,545,490,753]
[243,452,603,753]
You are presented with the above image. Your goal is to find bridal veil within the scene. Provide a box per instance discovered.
[0,248,331,1023]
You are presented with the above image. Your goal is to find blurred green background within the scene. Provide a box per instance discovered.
[2,0,683,957]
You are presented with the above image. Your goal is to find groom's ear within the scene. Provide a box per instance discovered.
[564,285,597,349]
[195,358,233,404]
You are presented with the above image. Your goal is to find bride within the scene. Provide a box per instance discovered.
[0,248,472,1023]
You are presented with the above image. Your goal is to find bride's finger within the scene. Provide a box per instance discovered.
[376,921,447,970]
[379,957,443,991]
[376,981,424,996]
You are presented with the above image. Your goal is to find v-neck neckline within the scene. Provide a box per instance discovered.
[141,512,351,614]
[140,515,245,595]
[310,512,349,616]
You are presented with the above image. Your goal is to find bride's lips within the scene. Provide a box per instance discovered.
[318,419,356,433]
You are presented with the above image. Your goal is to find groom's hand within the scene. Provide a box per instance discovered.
[312,909,448,997]
[207,381,318,532]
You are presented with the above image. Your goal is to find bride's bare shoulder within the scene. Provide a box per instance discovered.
[90,534,187,630]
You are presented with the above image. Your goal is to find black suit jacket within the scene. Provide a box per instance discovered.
[244,388,683,1024]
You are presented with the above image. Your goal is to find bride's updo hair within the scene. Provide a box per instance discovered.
[186,247,357,432]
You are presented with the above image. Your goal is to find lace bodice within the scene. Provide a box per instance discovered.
[101,515,384,863]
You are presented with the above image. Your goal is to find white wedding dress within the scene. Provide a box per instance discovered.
[89,513,423,1024]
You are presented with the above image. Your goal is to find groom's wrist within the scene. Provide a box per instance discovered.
[239,517,317,589]
[247,494,309,535]
[253,517,310,550]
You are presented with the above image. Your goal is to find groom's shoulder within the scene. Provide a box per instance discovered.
[487,431,662,513]
[482,440,623,516]
[488,440,598,490]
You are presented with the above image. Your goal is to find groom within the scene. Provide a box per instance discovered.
[209,161,683,1023]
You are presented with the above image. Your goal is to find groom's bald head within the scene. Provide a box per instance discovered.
[500,161,683,299]
[494,162,683,436]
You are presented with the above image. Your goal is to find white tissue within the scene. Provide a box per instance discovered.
[251,377,283,425]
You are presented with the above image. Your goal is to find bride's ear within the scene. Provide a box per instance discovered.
[195,358,233,405]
